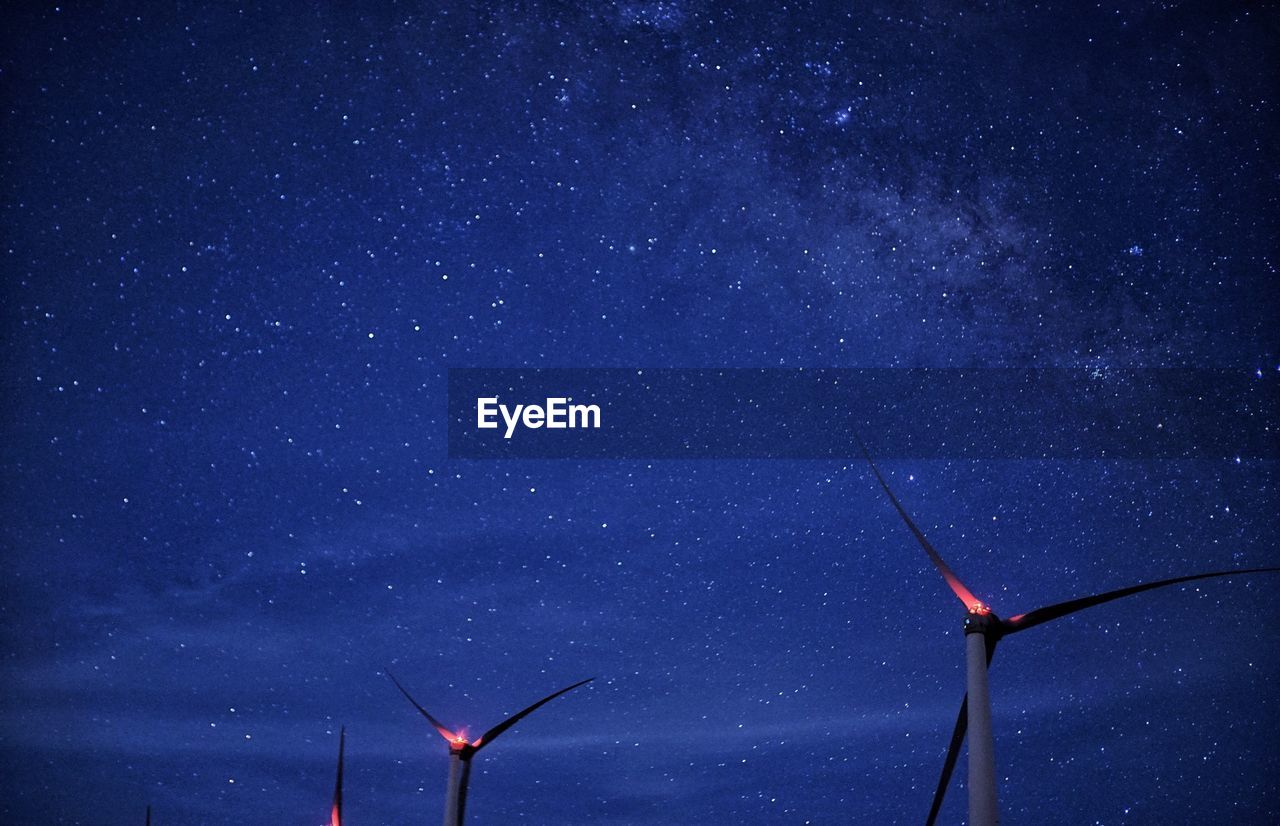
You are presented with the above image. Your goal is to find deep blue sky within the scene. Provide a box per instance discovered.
[2,2,1278,823]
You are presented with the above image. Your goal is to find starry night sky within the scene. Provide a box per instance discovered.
[2,2,1278,824]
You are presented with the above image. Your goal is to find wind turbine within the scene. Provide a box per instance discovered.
[858,447,1279,826]
[145,805,151,825]
[387,671,592,826]
[330,726,345,826]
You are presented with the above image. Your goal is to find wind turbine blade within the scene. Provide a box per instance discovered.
[1003,567,1280,634]
[472,677,593,751]
[146,805,151,826]
[857,439,984,610]
[330,726,344,826]
[386,670,459,742]
[925,695,967,826]
[925,637,997,826]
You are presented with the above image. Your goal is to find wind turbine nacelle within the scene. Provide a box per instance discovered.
[963,611,1001,636]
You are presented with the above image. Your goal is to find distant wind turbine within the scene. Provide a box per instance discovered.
[388,671,592,826]
[331,726,345,826]
[858,445,1279,826]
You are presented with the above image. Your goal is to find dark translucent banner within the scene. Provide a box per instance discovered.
[446,368,1277,460]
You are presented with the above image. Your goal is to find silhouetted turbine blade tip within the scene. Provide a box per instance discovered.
[331,727,344,825]
[473,677,594,751]
[1004,566,1280,634]
[856,437,983,610]
[335,724,344,819]
[385,669,456,741]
